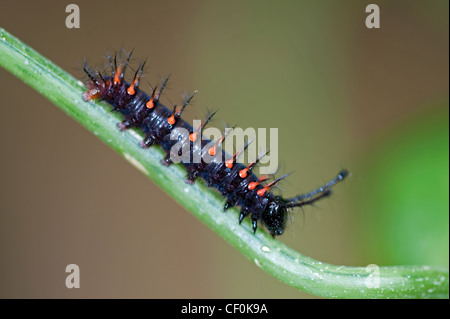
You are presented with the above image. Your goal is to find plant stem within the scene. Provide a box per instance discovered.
[0,27,448,298]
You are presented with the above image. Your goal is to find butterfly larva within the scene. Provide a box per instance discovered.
[82,50,348,237]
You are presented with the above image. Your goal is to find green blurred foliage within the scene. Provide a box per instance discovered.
[356,104,449,266]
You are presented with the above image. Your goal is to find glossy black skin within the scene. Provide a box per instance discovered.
[84,75,323,237]
[262,197,287,236]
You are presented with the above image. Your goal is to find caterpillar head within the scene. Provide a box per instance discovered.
[262,196,287,237]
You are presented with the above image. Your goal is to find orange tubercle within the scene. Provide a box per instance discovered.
[168,115,176,125]
[257,187,268,197]
[127,83,136,95]
[239,168,248,178]
[248,181,259,190]
[208,146,216,156]
[189,132,197,142]
[113,66,122,85]
[225,159,233,169]
[146,98,154,109]
[249,175,269,191]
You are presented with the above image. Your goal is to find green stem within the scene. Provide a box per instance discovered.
[0,27,448,299]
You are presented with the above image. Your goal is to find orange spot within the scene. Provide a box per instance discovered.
[127,82,136,95]
[259,175,269,181]
[189,132,197,142]
[113,66,122,85]
[257,187,268,197]
[239,168,248,178]
[208,146,216,156]
[146,98,154,109]
[168,115,176,125]
[248,181,259,190]
[225,159,233,169]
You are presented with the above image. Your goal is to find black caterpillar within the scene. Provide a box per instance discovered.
[82,50,348,237]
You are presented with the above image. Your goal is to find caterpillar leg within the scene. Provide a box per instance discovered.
[223,201,235,212]
[162,154,173,166]
[118,120,134,131]
[239,208,250,224]
[251,217,258,234]
[140,135,156,148]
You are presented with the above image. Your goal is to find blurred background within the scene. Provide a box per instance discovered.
[0,0,448,298]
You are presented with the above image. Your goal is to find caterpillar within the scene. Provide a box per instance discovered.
[82,50,348,237]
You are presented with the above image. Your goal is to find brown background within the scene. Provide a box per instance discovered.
[0,1,448,298]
